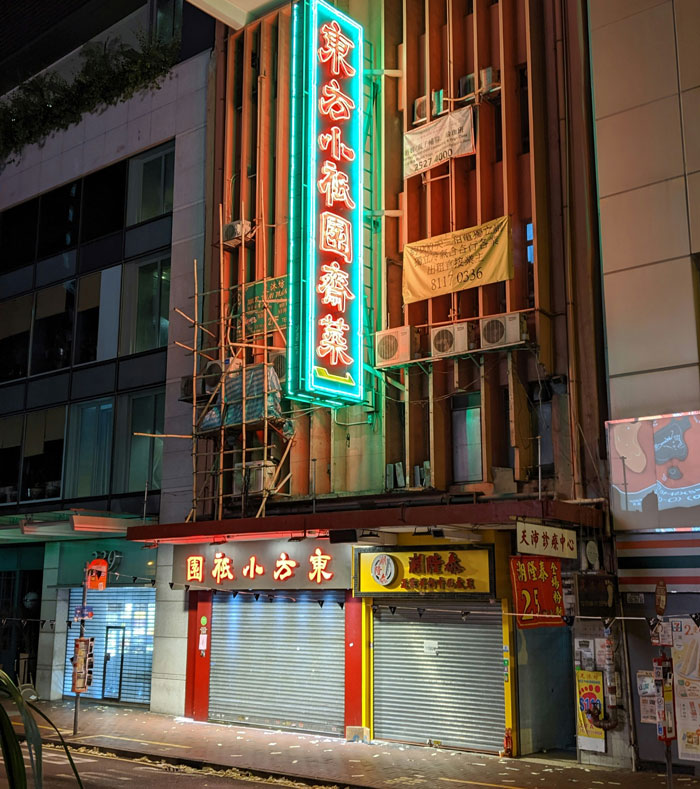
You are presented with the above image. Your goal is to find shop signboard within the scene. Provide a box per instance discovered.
[510,556,564,628]
[671,617,700,760]
[172,541,352,591]
[287,0,364,406]
[516,520,577,559]
[352,545,493,597]
[576,669,605,752]
[403,105,475,178]
[575,573,617,618]
[234,276,288,337]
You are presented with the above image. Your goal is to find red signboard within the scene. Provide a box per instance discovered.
[510,556,565,628]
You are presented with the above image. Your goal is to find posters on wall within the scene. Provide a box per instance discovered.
[576,670,606,752]
[671,618,700,760]
[637,670,657,724]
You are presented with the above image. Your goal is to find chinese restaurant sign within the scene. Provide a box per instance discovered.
[353,545,493,597]
[287,0,364,406]
[172,541,351,590]
[516,520,577,559]
[510,556,565,628]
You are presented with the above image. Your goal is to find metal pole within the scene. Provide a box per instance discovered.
[311,458,317,514]
[72,564,88,736]
[537,434,542,501]
[665,741,673,789]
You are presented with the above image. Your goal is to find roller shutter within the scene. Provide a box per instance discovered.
[63,587,156,705]
[209,594,345,735]
[373,600,505,752]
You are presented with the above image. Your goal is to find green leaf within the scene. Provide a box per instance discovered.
[26,702,83,789]
[0,670,42,788]
[0,701,27,789]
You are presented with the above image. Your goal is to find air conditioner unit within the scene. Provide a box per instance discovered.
[269,351,287,384]
[430,322,478,358]
[431,88,448,116]
[232,460,277,496]
[413,96,428,125]
[458,73,475,99]
[480,67,501,93]
[223,219,253,246]
[479,313,528,350]
[178,375,207,403]
[375,326,419,368]
[202,358,243,394]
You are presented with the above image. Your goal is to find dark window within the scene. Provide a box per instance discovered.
[0,198,38,273]
[74,267,121,365]
[531,382,554,478]
[30,281,76,375]
[119,256,170,355]
[81,161,127,243]
[0,294,33,382]
[526,220,534,308]
[37,181,81,259]
[65,397,114,498]
[21,405,65,501]
[0,414,22,505]
[113,388,164,493]
[126,142,175,226]
[452,392,482,483]
[154,0,183,42]
[518,64,530,154]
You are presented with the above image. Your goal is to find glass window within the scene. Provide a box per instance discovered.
[452,393,482,483]
[30,281,76,375]
[0,198,38,273]
[155,0,183,42]
[526,220,534,309]
[0,415,23,505]
[119,256,170,355]
[126,142,175,226]
[81,161,127,243]
[37,181,81,259]
[65,398,114,498]
[0,294,33,382]
[21,406,66,501]
[74,267,121,365]
[113,389,164,493]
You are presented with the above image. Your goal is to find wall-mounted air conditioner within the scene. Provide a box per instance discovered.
[430,322,478,358]
[458,73,475,99]
[480,67,501,93]
[223,219,253,247]
[269,351,287,384]
[479,313,528,350]
[431,88,448,116]
[232,460,277,496]
[413,96,428,125]
[375,326,419,368]
[179,375,206,404]
[202,358,243,394]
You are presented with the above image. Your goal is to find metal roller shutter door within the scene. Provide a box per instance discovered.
[373,601,505,752]
[63,587,156,705]
[209,595,345,735]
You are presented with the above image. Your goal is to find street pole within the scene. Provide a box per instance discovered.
[665,741,673,789]
[72,563,88,736]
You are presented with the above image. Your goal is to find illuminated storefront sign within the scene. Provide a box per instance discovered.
[173,541,351,590]
[353,546,494,597]
[288,0,364,406]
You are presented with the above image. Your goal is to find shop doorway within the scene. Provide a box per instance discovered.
[102,626,125,700]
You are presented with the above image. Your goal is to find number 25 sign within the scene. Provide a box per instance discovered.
[509,556,565,629]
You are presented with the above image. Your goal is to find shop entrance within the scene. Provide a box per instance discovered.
[102,626,125,700]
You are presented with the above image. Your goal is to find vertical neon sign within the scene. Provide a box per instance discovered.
[288,0,364,406]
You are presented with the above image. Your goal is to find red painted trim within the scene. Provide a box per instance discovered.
[617,539,700,549]
[620,575,700,585]
[344,590,362,730]
[184,590,213,721]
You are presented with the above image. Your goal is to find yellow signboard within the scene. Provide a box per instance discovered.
[353,546,492,596]
[402,215,513,304]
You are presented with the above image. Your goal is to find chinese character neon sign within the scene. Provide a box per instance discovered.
[288,0,364,406]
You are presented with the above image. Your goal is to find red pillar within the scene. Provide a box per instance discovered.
[344,590,363,729]
[185,590,212,721]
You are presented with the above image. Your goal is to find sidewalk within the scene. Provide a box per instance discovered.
[6,698,699,789]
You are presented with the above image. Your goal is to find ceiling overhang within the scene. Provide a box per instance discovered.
[186,0,282,30]
[0,510,155,544]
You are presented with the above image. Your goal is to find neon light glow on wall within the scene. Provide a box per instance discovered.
[288,0,364,406]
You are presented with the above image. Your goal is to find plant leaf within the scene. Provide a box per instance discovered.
[26,702,84,789]
[0,699,27,789]
[0,670,42,788]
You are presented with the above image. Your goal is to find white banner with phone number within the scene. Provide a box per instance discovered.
[672,618,700,760]
[403,105,475,178]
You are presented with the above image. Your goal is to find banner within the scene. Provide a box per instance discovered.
[576,670,605,752]
[671,618,700,760]
[402,215,512,304]
[509,556,564,628]
[403,106,475,178]
[517,520,577,559]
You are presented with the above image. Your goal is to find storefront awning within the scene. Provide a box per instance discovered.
[126,498,603,544]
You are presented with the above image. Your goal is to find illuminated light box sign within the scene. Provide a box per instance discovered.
[287,0,364,406]
[172,541,352,590]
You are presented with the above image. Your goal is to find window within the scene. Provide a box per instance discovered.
[153,0,183,42]
[81,161,127,243]
[65,398,114,498]
[518,64,530,154]
[113,389,164,493]
[21,406,66,501]
[0,198,38,273]
[30,281,76,375]
[0,294,33,382]
[126,141,175,226]
[119,256,170,355]
[526,220,534,308]
[531,383,554,478]
[74,267,121,364]
[0,415,23,505]
[37,181,81,259]
[452,393,482,483]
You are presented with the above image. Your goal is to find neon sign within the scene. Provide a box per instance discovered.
[288,0,364,406]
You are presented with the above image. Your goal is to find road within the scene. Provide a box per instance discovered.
[0,745,321,788]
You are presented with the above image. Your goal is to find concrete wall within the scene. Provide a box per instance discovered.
[589,0,700,419]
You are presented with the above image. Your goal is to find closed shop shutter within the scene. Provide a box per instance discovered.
[209,595,345,735]
[63,587,156,705]
[373,600,505,752]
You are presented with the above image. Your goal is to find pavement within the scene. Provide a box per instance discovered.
[5,698,700,789]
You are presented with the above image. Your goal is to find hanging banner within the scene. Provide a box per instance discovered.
[402,215,512,304]
[403,105,475,179]
[509,556,565,628]
[671,617,700,760]
[516,520,577,559]
[576,669,606,752]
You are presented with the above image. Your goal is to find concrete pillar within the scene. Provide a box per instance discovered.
[36,544,69,700]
